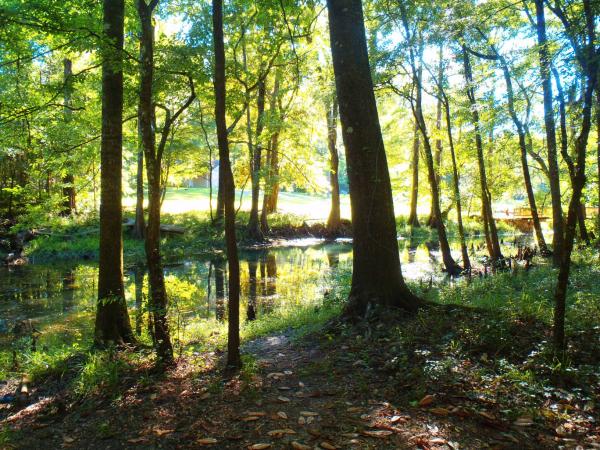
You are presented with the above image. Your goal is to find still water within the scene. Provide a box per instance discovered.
[0,235,532,353]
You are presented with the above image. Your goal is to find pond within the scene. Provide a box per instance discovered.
[0,234,534,357]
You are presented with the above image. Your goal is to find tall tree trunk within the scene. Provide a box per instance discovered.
[326,95,341,233]
[61,58,76,216]
[427,47,444,229]
[534,0,564,265]
[553,67,590,244]
[410,71,461,275]
[461,46,503,262]
[248,78,267,240]
[442,95,470,270]
[213,0,241,370]
[261,71,281,231]
[550,0,597,355]
[133,119,145,239]
[264,131,280,213]
[94,0,134,346]
[597,87,600,230]
[137,0,173,366]
[497,56,549,254]
[327,0,420,316]
[407,122,420,228]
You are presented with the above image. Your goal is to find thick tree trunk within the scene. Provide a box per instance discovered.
[94,0,134,346]
[61,58,76,216]
[461,47,503,262]
[213,0,241,370]
[326,96,341,233]
[327,0,420,315]
[535,0,564,265]
[137,0,173,365]
[248,79,267,240]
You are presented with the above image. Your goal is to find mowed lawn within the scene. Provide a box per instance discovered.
[124,187,354,220]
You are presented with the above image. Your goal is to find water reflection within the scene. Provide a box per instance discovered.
[0,234,536,355]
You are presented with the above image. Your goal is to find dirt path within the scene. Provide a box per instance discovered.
[2,314,597,449]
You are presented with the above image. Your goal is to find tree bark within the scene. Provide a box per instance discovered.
[553,67,590,244]
[461,46,503,262]
[442,95,470,270]
[427,47,444,229]
[534,0,564,265]
[326,95,341,233]
[248,78,267,240]
[133,120,145,239]
[61,58,76,216]
[409,67,461,275]
[261,71,281,229]
[137,0,174,366]
[327,0,420,315]
[407,124,420,228]
[549,0,597,355]
[213,0,241,370]
[495,53,549,254]
[94,0,134,346]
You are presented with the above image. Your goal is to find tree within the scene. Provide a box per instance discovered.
[213,0,241,369]
[325,93,341,234]
[94,0,134,346]
[61,58,76,216]
[327,0,420,316]
[545,0,598,355]
[461,45,503,262]
[137,0,196,366]
[533,0,563,265]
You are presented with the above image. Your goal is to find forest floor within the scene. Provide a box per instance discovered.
[2,303,599,449]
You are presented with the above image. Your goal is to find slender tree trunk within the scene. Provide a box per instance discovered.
[554,78,596,354]
[213,0,241,369]
[551,0,597,355]
[327,0,420,315]
[407,122,420,228]
[264,131,280,213]
[411,74,461,275]
[248,78,267,240]
[597,87,600,230]
[261,72,281,231]
[61,58,76,216]
[137,0,173,365]
[498,58,549,254]
[94,0,134,346]
[553,67,590,244]
[461,46,503,262]
[326,95,341,233]
[534,0,564,265]
[442,96,470,269]
[133,119,145,239]
[427,47,444,229]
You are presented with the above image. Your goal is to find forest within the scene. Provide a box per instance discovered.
[0,0,599,447]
